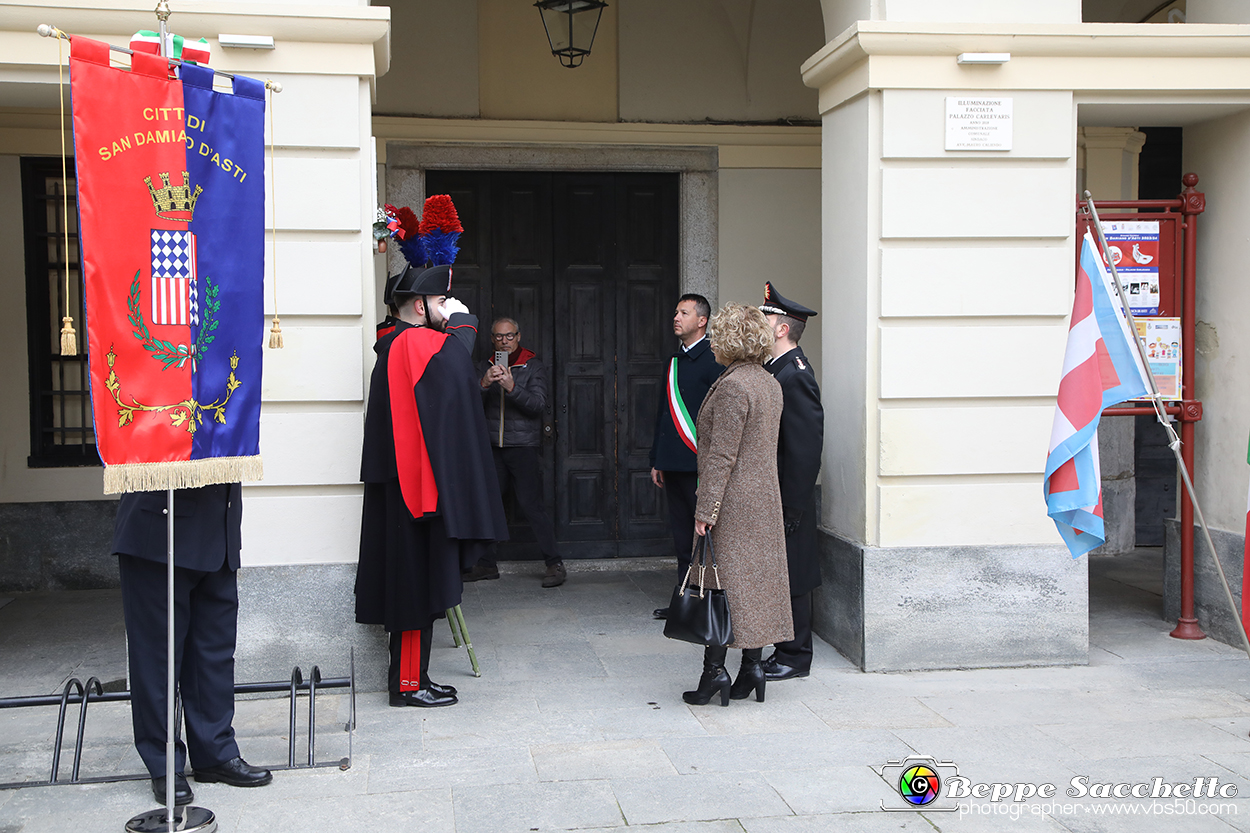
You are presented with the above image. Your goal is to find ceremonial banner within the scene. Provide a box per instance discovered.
[1043,233,1149,558]
[70,38,265,492]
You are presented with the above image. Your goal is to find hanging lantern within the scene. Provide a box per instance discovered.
[535,0,607,69]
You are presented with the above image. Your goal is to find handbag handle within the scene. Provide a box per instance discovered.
[678,532,723,598]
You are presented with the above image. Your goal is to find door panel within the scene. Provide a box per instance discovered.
[423,170,678,558]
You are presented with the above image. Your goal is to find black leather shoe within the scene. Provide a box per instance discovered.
[193,756,273,787]
[151,774,193,805]
[652,607,668,620]
[389,689,457,707]
[462,563,500,582]
[761,656,810,681]
[426,680,457,697]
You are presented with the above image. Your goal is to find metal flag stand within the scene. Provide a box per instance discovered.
[37,1,282,829]
[126,8,219,833]
[1082,191,1250,663]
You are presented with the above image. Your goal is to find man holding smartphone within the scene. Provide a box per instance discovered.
[467,317,565,587]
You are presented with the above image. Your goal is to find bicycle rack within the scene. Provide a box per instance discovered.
[0,648,356,791]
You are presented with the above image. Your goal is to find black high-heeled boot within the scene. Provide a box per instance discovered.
[730,648,766,702]
[682,646,730,707]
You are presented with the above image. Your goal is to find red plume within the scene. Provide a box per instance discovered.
[418,195,463,235]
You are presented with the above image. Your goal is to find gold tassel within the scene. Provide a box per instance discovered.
[60,316,78,356]
[268,315,284,349]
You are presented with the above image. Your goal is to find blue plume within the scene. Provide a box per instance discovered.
[397,235,427,268]
[421,229,461,267]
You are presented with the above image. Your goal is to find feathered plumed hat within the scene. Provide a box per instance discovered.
[380,195,464,301]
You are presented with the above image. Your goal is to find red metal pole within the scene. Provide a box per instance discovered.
[1171,173,1206,640]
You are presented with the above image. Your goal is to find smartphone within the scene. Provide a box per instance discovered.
[494,350,509,367]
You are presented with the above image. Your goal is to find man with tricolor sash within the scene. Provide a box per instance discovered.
[649,294,722,619]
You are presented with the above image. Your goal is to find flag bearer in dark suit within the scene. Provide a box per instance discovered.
[112,483,272,806]
[649,293,723,620]
[759,282,825,680]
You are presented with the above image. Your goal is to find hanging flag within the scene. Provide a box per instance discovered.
[130,30,211,64]
[1044,232,1149,558]
[70,37,265,493]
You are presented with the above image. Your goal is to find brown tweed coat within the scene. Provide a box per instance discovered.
[693,361,793,649]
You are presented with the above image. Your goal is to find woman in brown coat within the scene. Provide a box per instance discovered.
[684,303,793,707]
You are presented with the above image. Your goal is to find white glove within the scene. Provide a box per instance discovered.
[440,297,469,318]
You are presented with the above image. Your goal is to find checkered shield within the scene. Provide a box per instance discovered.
[150,229,198,326]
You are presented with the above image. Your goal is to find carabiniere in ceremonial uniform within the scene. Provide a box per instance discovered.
[759,281,825,680]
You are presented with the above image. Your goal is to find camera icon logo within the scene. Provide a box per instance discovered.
[899,763,940,805]
[881,755,959,812]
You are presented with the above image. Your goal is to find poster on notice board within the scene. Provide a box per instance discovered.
[1133,317,1181,400]
[1100,220,1160,315]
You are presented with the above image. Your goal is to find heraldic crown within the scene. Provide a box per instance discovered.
[146,171,203,222]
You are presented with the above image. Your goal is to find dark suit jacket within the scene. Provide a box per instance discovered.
[649,337,722,472]
[111,483,242,572]
[767,347,824,595]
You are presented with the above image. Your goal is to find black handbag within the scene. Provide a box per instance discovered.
[663,533,734,647]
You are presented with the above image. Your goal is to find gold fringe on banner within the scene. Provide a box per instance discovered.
[102,455,264,495]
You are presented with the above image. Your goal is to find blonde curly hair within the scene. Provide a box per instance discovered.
[708,303,773,365]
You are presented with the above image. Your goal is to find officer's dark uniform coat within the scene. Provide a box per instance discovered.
[767,347,824,595]
[356,314,508,633]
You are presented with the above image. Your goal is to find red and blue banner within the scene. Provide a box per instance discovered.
[70,37,265,493]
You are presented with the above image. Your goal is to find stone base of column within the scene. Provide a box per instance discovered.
[813,531,1088,671]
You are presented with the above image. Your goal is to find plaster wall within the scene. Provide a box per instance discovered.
[819,93,872,544]
[478,0,618,123]
[1183,110,1250,537]
[1187,1,1250,24]
[717,168,822,380]
[818,0,1081,39]
[618,0,823,123]
[875,88,1074,548]
[374,1,478,117]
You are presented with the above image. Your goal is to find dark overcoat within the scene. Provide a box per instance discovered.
[693,361,793,649]
[356,314,508,633]
[767,346,825,595]
[111,483,241,571]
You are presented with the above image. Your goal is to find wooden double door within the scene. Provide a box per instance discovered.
[427,171,680,559]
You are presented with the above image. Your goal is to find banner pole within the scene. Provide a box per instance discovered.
[1082,192,1250,662]
[157,4,176,826]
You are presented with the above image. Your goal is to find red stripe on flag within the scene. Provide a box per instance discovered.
[1057,352,1104,429]
[1049,457,1081,494]
[1072,264,1094,327]
[1094,337,1123,392]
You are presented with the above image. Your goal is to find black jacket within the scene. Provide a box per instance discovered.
[767,346,824,595]
[111,483,242,572]
[478,351,548,448]
[649,337,722,472]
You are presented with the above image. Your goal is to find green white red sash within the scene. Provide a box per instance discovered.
[666,357,697,453]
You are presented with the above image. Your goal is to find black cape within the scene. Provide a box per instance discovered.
[356,314,508,632]
[767,347,825,595]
